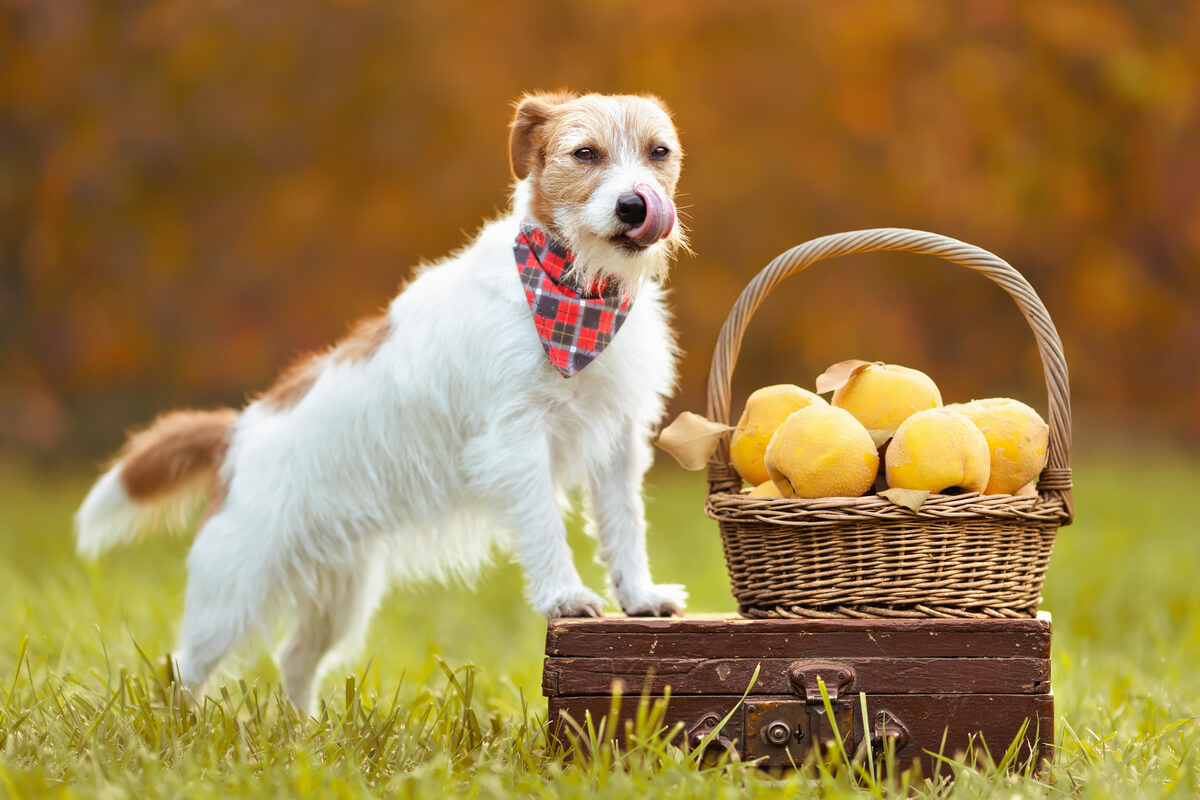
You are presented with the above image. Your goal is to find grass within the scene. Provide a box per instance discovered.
[0,452,1198,798]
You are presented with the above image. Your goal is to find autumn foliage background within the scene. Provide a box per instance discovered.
[2,1,1198,461]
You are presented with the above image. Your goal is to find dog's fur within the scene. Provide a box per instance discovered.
[75,92,688,712]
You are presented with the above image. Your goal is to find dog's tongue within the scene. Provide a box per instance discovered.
[625,184,676,247]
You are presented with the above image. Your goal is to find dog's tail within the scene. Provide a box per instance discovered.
[75,408,239,558]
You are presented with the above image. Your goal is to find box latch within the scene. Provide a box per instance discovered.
[743,660,858,766]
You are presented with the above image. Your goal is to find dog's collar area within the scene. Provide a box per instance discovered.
[514,222,636,377]
[517,222,623,299]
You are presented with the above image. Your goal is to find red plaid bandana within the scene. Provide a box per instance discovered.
[514,222,634,377]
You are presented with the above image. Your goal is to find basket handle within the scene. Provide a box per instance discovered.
[704,228,1073,521]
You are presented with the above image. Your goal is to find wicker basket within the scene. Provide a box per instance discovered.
[705,228,1073,620]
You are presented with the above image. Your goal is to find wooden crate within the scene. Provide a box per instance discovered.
[543,613,1054,776]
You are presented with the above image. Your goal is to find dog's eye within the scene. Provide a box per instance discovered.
[649,146,670,160]
[572,147,599,163]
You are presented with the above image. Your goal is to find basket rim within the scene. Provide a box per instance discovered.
[703,227,1073,523]
[706,486,1070,526]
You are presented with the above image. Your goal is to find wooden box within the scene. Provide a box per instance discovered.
[543,613,1053,775]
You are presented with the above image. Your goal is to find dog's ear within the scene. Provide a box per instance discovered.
[509,91,575,181]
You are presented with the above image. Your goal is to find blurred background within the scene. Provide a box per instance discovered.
[2,0,1198,462]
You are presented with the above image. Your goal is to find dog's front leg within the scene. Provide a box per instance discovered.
[508,488,606,618]
[491,438,606,618]
[587,424,687,617]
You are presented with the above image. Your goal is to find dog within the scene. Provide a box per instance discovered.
[75,91,689,712]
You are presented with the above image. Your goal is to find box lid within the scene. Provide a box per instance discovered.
[543,613,1051,698]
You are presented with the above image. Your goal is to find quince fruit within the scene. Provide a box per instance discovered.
[831,363,942,433]
[885,408,991,493]
[747,480,783,498]
[730,384,826,486]
[951,398,1049,494]
[764,405,879,498]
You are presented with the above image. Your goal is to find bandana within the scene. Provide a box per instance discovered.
[514,223,635,377]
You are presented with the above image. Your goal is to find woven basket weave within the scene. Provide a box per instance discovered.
[705,228,1073,619]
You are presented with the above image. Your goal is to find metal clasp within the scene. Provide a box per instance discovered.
[742,660,859,765]
[787,660,857,703]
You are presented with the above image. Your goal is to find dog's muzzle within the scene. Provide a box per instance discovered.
[616,184,675,248]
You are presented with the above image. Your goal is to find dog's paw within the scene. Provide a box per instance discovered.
[618,582,688,617]
[538,586,607,619]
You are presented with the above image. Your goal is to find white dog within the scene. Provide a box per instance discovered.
[75,92,689,712]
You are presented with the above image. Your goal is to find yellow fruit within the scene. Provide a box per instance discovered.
[951,398,1049,494]
[747,480,783,498]
[885,408,991,493]
[764,405,879,498]
[831,363,942,433]
[730,384,827,486]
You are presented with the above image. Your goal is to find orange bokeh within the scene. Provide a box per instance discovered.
[2,1,1197,456]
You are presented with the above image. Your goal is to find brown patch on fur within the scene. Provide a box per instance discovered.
[261,351,326,412]
[510,91,577,181]
[199,466,230,527]
[260,313,391,412]
[529,175,559,233]
[333,313,390,364]
[118,409,238,502]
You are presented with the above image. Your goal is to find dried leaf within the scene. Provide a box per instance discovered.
[868,429,894,449]
[878,487,930,512]
[654,412,735,470]
[815,359,873,394]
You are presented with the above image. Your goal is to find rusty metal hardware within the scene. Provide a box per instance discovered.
[742,660,860,765]
[787,660,857,703]
[790,660,857,752]
[761,719,793,746]
[808,698,855,752]
[687,712,735,756]
[852,709,912,767]
[744,699,808,766]
[872,709,910,750]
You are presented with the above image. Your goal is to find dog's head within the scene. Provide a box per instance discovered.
[510,91,685,289]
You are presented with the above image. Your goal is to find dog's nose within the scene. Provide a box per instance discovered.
[615,192,647,226]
